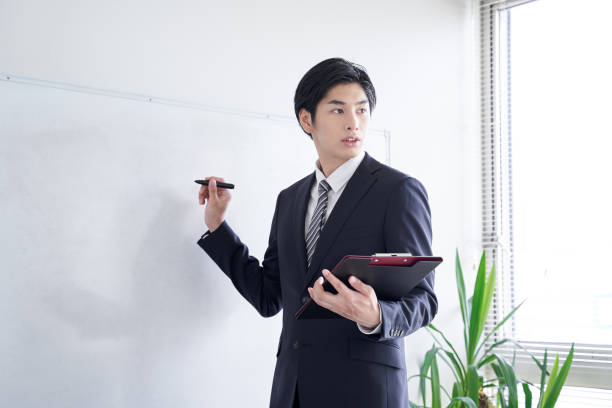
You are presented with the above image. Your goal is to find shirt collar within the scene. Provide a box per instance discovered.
[314,150,366,193]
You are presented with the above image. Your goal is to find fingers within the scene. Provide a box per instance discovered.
[322,269,349,295]
[348,275,374,297]
[308,269,347,305]
[308,276,327,302]
[308,275,352,320]
[309,276,324,295]
[199,184,213,204]
[208,178,218,201]
[307,273,377,325]
[199,176,224,204]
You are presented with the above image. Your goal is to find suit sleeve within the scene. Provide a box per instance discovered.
[196,192,283,318]
[374,176,438,341]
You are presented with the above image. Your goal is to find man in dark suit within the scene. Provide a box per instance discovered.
[197,58,437,407]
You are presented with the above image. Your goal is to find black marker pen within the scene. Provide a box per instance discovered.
[194,180,235,189]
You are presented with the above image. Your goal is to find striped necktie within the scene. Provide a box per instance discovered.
[306,179,331,268]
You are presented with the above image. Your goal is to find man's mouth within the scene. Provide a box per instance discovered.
[342,136,360,143]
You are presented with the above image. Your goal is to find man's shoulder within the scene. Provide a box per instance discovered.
[368,155,425,191]
[277,172,314,198]
[375,161,409,183]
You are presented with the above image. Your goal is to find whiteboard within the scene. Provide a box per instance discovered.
[0,77,389,408]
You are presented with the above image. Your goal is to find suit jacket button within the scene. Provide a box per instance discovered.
[292,340,300,350]
[301,296,309,303]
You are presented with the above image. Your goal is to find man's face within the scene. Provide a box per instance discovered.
[300,82,370,168]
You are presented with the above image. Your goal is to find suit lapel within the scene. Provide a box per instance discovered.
[293,172,315,274]
[301,152,382,293]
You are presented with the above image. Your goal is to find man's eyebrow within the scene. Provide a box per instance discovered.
[326,99,369,106]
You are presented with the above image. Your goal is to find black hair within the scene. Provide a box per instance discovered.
[293,57,376,138]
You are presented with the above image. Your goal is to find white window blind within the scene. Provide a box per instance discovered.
[479,0,612,403]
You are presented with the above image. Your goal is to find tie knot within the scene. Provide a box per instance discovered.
[319,179,331,194]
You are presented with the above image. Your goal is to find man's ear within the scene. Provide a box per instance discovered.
[298,108,313,136]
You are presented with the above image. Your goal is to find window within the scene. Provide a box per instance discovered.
[480,0,612,404]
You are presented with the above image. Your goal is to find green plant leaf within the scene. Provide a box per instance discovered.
[541,344,574,408]
[497,389,508,408]
[481,338,542,372]
[431,349,442,408]
[448,397,478,408]
[498,388,508,408]
[475,299,526,359]
[407,373,428,382]
[505,339,549,374]
[492,359,510,408]
[467,251,488,363]
[421,335,467,399]
[429,348,465,388]
[452,381,460,399]
[455,249,470,347]
[537,349,548,408]
[521,379,536,387]
[477,353,497,369]
[409,374,453,400]
[492,354,519,408]
[541,354,560,407]
[443,350,466,386]
[466,364,479,407]
[480,338,510,361]
[420,345,438,407]
[491,362,504,382]
[522,382,532,408]
[428,324,467,379]
[474,262,496,363]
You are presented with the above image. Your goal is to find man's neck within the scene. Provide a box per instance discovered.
[317,159,343,178]
[317,152,363,178]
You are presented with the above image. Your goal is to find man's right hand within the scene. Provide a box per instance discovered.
[198,176,232,232]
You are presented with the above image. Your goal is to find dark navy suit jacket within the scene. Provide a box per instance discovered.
[198,152,437,407]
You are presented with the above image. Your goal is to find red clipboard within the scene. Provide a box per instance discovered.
[295,254,442,320]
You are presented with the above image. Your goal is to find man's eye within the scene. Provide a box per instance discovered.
[333,108,367,113]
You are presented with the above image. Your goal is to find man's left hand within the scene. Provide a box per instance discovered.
[307,269,381,330]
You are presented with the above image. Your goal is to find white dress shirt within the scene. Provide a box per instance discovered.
[305,150,382,335]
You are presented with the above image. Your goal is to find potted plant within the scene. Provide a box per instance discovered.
[409,250,574,408]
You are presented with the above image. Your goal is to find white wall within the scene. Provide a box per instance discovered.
[0,0,482,406]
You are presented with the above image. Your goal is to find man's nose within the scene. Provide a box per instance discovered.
[345,112,360,131]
